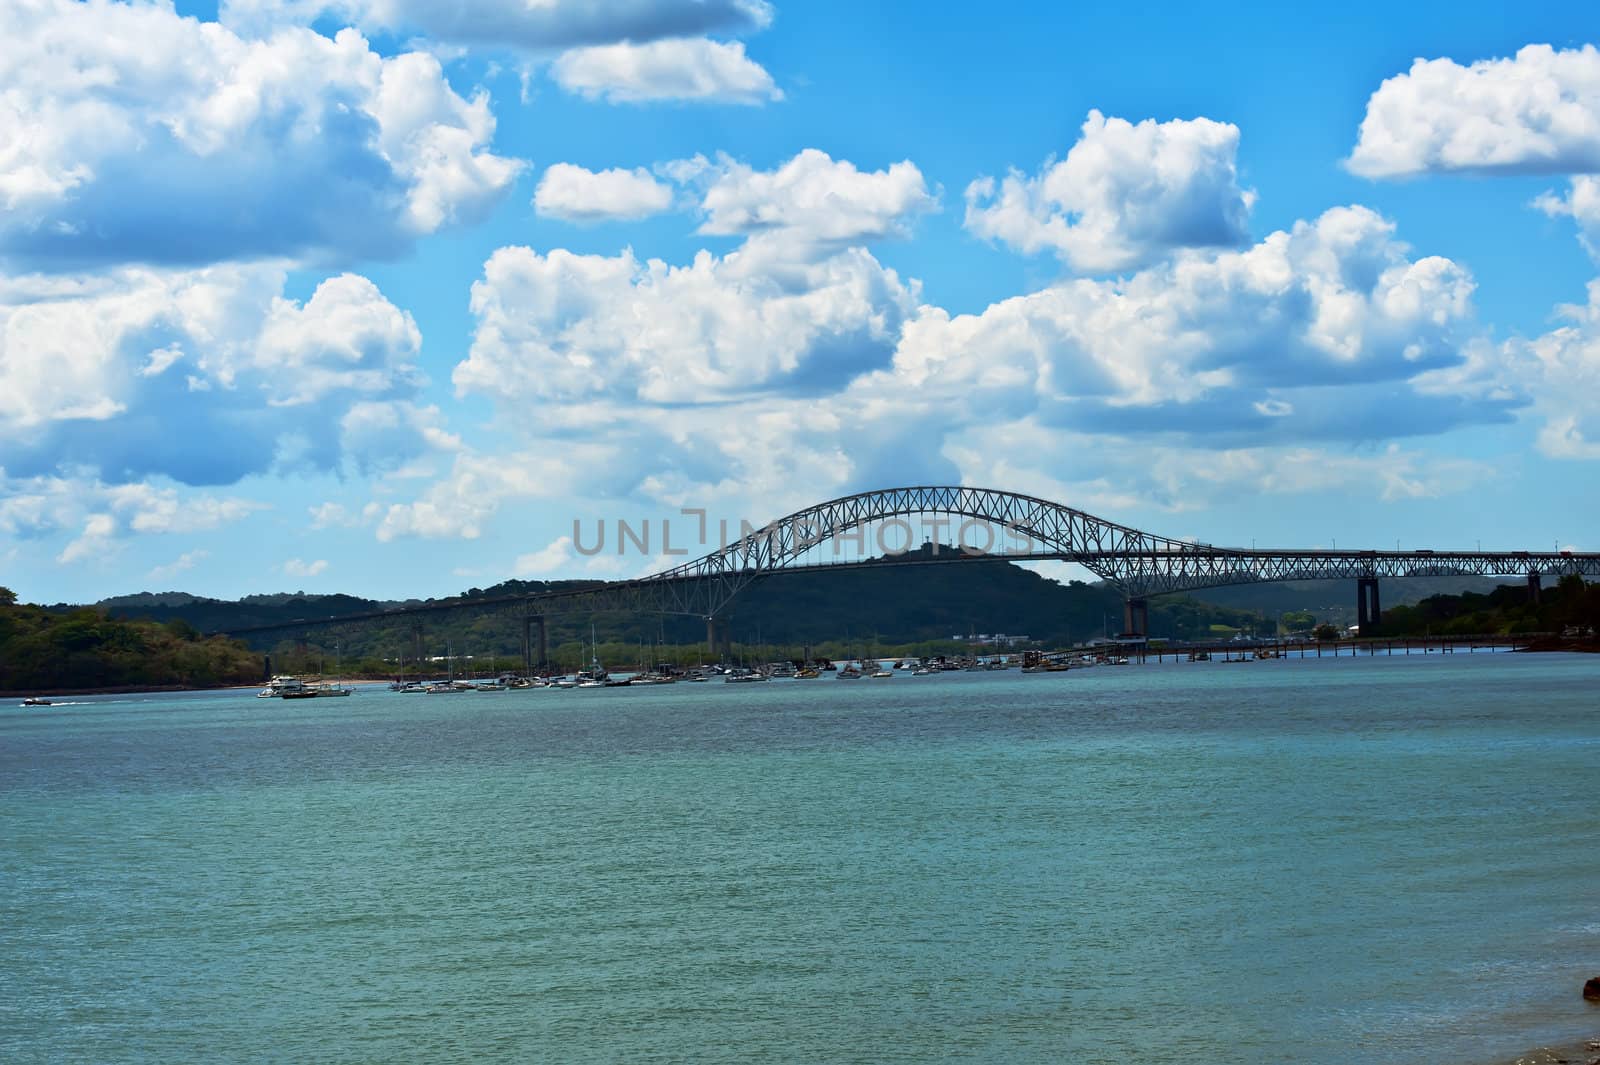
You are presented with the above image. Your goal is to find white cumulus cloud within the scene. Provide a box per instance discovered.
[221,0,773,49]
[534,163,675,222]
[1348,44,1600,178]
[455,150,930,421]
[0,471,265,566]
[1507,279,1600,459]
[107,483,266,534]
[253,275,425,406]
[945,428,1495,517]
[324,139,1505,549]
[283,557,329,578]
[965,110,1255,273]
[149,550,210,583]
[455,243,916,406]
[512,534,630,578]
[0,265,448,485]
[1533,175,1600,258]
[552,38,780,104]
[689,149,938,252]
[0,1,521,270]
[892,205,1484,441]
[399,199,1504,542]
[57,514,116,565]
[373,442,618,541]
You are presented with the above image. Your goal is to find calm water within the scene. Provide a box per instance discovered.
[2,653,1597,1064]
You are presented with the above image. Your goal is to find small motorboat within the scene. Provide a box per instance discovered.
[21,697,52,707]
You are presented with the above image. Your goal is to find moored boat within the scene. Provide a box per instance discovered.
[257,675,308,698]
[425,681,469,694]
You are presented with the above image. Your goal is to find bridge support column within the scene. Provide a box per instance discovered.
[1527,571,1542,605]
[707,616,728,665]
[1356,578,1381,634]
[521,615,548,675]
[1122,597,1149,638]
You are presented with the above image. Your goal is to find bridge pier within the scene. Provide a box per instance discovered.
[411,621,425,679]
[521,614,548,675]
[707,616,732,665]
[1527,571,1542,605]
[1356,578,1381,634]
[1122,597,1149,638]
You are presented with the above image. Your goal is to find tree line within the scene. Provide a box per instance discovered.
[1377,574,1598,637]
[0,587,262,692]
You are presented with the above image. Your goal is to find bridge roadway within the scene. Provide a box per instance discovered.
[221,486,1600,661]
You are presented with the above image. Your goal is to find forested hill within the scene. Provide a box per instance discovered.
[81,580,609,638]
[1191,576,1510,628]
[0,588,261,692]
[16,564,1589,691]
[1379,575,1599,637]
[69,558,1573,659]
[78,552,1273,657]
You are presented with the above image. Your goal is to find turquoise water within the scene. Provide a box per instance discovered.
[2,653,1597,1064]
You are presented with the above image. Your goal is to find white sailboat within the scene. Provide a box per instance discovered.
[576,624,609,687]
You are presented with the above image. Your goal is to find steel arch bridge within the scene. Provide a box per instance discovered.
[225,485,1600,652]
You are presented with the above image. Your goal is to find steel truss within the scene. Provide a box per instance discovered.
[226,486,1600,638]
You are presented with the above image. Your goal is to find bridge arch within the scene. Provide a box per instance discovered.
[221,485,1600,647]
[644,485,1189,591]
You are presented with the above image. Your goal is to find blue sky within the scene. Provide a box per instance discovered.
[4,0,1600,603]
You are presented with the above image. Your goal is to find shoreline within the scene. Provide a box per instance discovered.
[6,682,241,699]
[4,676,396,700]
[1496,1035,1600,1065]
[1515,636,1600,653]
[7,647,1599,699]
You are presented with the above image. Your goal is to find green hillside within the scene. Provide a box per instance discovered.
[1379,574,1599,637]
[17,563,1592,691]
[93,549,1272,671]
[1192,576,1512,627]
[0,587,261,693]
